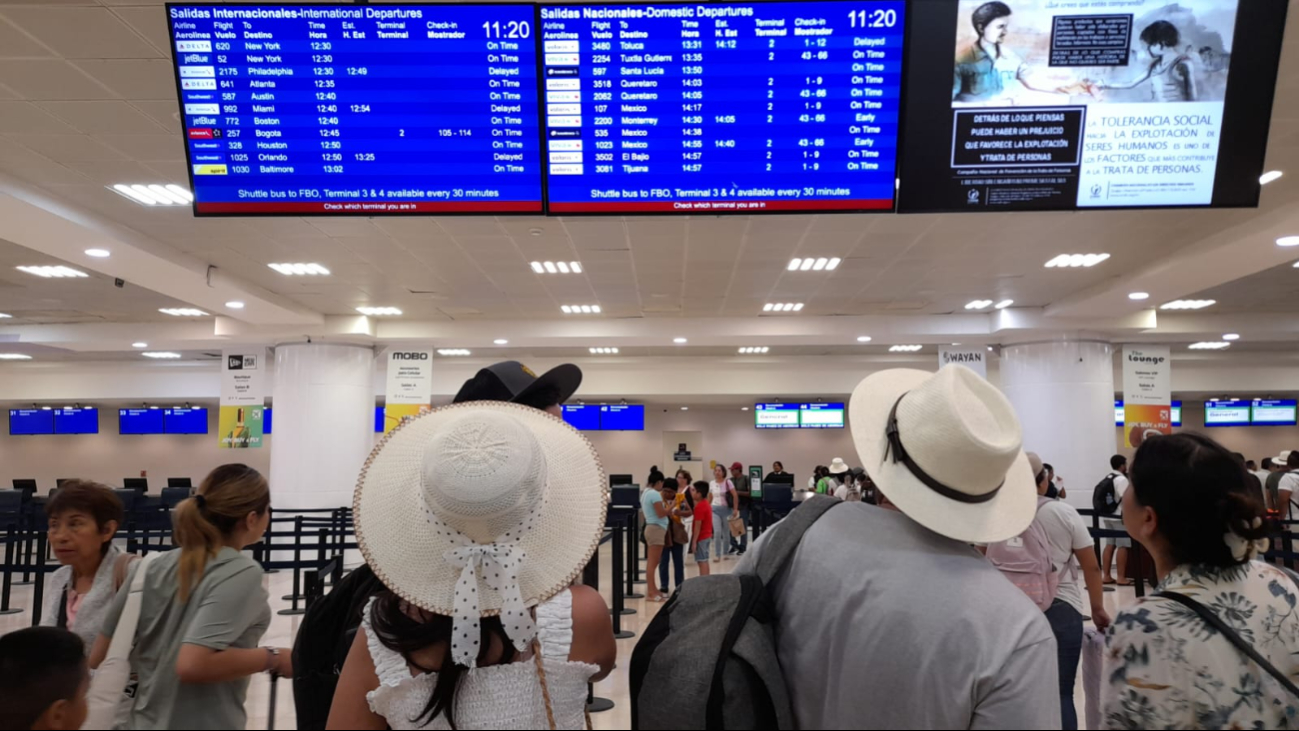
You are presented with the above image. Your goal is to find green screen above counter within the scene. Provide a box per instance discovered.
[756,403,845,429]
[1205,399,1298,427]
[1115,401,1181,428]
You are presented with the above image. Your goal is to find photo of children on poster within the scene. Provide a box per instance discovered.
[950,0,1237,208]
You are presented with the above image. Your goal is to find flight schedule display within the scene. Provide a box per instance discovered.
[538,1,906,213]
[167,4,543,215]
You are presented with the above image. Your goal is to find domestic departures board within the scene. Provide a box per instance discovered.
[539,1,906,213]
[166,4,543,215]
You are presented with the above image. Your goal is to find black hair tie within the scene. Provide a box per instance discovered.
[194,494,207,510]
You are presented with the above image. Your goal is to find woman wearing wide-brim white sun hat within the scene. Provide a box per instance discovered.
[329,402,617,730]
[850,365,1037,544]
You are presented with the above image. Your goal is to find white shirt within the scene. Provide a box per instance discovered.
[1110,472,1130,516]
[1036,500,1095,616]
[833,484,851,500]
[1279,472,1299,518]
[711,479,732,508]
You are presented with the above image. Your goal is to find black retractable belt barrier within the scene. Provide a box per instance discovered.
[31,531,47,627]
[610,515,634,640]
[17,516,34,586]
[277,516,307,616]
[0,525,23,615]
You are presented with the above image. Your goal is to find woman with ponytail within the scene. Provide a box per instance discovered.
[1102,433,1299,729]
[89,464,290,729]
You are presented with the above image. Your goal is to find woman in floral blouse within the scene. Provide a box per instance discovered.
[1104,433,1298,729]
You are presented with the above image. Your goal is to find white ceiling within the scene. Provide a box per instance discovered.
[0,0,1296,366]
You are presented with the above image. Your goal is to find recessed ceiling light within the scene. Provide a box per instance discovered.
[889,345,924,352]
[84,248,111,258]
[673,337,688,344]
[1160,299,1216,310]
[994,299,1014,309]
[1044,253,1111,268]
[532,261,583,275]
[1188,342,1231,350]
[1222,333,1241,341]
[763,303,804,313]
[0,313,11,319]
[1128,292,1150,301]
[225,301,245,310]
[159,308,208,317]
[437,349,471,356]
[141,352,182,359]
[17,265,88,279]
[1261,171,1284,185]
[738,347,770,354]
[494,339,508,345]
[562,304,601,314]
[741,407,750,411]
[109,183,193,206]
[1278,236,1299,248]
[131,342,148,348]
[589,347,620,354]
[681,406,689,411]
[356,307,402,316]
[965,300,993,310]
[857,336,872,343]
[269,263,330,276]
[0,353,33,360]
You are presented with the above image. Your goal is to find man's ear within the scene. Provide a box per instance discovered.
[37,698,69,730]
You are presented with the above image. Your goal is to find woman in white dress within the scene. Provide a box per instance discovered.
[328,403,616,730]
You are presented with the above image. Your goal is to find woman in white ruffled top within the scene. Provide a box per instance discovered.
[328,403,615,730]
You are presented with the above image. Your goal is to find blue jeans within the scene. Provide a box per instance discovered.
[711,504,730,559]
[1045,599,1084,730]
[731,505,750,552]
[659,542,684,592]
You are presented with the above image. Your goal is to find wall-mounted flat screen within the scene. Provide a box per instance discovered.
[9,409,54,436]
[1205,399,1251,427]
[1116,399,1181,427]
[1252,399,1297,426]
[755,403,802,429]
[538,0,906,214]
[600,404,644,431]
[898,0,1288,212]
[164,407,210,435]
[264,407,273,434]
[166,3,543,215]
[54,408,99,435]
[119,409,166,435]
[562,405,601,431]
[800,402,845,428]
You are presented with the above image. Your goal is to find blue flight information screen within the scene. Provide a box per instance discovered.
[600,404,645,430]
[538,1,904,213]
[167,4,543,215]
[562,404,601,430]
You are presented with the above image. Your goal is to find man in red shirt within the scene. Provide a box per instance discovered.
[689,481,714,576]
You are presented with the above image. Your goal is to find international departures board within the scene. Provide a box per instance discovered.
[538,1,906,213]
[166,4,543,215]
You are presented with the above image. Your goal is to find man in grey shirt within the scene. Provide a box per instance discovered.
[737,365,1060,729]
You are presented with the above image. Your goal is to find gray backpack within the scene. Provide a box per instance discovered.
[629,496,841,730]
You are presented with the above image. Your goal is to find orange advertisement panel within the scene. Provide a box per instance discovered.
[1123,403,1173,448]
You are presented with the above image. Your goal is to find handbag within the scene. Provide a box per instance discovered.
[669,519,689,547]
[1158,589,1299,699]
[83,551,163,730]
[727,514,745,538]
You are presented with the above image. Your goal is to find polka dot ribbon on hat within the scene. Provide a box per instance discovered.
[444,541,534,668]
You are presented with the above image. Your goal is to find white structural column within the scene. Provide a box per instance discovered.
[269,343,376,509]
[999,339,1115,510]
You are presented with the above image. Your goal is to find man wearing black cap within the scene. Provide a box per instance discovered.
[291,360,583,729]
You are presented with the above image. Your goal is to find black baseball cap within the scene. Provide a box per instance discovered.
[452,361,583,406]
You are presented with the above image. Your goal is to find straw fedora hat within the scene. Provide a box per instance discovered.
[354,401,608,665]
[849,365,1035,544]
[828,458,850,475]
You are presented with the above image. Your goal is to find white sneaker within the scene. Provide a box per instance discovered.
[712,557,721,563]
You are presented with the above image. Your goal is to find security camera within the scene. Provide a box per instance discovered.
[114,278,125,289]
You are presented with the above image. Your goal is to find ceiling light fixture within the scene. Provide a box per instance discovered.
[356,307,402,316]
[738,347,770,354]
[589,347,620,354]
[17,265,88,279]
[141,352,182,359]
[493,339,508,345]
[437,349,471,356]
[532,261,584,275]
[681,407,689,411]
[673,337,688,344]
[856,336,872,343]
[0,313,11,319]
[225,301,245,310]
[1159,299,1216,310]
[85,248,111,258]
[1222,333,1241,341]
[1044,253,1111,268]
[763,303,804,313]
[158,308,208,317]
[109,183,194,206]
[132,342,148,348]
[269,263,331,276]
[1188,342,1231,350]
[1278,236,1299,248]
[788,257,843,272]
[994,299,1014,309]
[562,304,601,314]
[1128,292,1150,301]
[0,353,33,360]
[889,345,924,352]
[965,300,994,310]
[1261,171,1284,185]
[741,407,750,411]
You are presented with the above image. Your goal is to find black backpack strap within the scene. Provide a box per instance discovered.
[750,495,842,586]
[1157,590,1299,699]
[56,584,68,630]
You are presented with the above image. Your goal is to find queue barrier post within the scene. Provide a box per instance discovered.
[17,516,34,586]
[31,531,47,626]
[277,516,307,616]
[587,683,614,714]
[0,525,23,615]
[610,514,634,640]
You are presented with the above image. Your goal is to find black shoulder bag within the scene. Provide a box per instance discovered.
[1158,590,1299,699]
